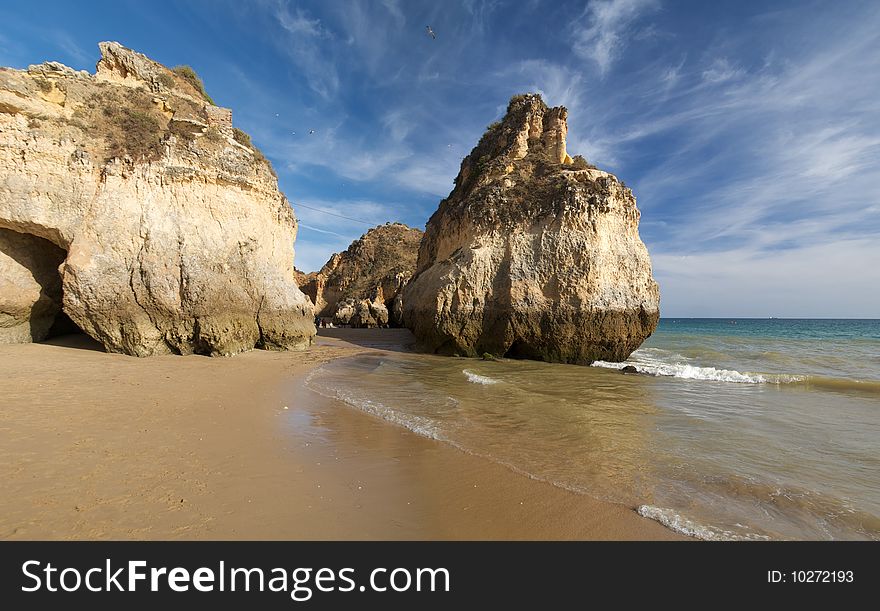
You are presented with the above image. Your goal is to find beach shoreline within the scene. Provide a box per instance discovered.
[0,330,683,540]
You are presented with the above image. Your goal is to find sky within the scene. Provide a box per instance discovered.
[1,0,878,317]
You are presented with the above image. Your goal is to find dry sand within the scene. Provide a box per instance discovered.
[0,330,683,540]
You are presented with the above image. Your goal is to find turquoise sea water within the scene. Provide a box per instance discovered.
[606,318,880,391]
[306,320,880,540]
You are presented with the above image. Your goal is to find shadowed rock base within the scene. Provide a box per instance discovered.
[65,307,314,357]
[406,305,658,364]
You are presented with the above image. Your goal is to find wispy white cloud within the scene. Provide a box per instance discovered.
[658,57,685,90]
[50,31,91,67]
[700,57,744,83]
[298,223,350,238]
[382,109,415,143]
[252,115,413,183]
[461,0,502,35]
[227,62,460,198]
[332,0,401,77]
[272,1,339,99]
[381,0,406,27]
[571,0,660,74]
[276,6,324,36]
[508,59,584,112]
[393,155,459,197]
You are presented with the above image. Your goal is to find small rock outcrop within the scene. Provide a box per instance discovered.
[0,42,315,355]
[299,223,422,328]
[332,295,390,328]
[402,93,659,364]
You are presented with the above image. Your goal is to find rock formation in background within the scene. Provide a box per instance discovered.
[402,93,659,364]
[299,223,423,328]
[0,42,315,355]
[293,267,309,287]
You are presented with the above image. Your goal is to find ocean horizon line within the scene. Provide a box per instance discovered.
[659,316,879,321]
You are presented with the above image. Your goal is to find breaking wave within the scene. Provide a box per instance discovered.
[462,369,500,385]
[592,348,880,395]
[591,358,792,384]
[593,353,880,396]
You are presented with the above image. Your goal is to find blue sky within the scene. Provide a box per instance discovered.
[2,0,878,317]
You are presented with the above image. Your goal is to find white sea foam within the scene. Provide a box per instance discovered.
[592,350,806,385]
[593,359,768,383]
[304,371,446,440]
[336,391,445,440]
[637,505,770,541]
[462,369,499,385]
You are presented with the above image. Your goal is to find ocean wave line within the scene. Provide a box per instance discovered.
[304,371,447,440]
[591,359,789,384]
[593,358,880,395]
[637,505,770,541]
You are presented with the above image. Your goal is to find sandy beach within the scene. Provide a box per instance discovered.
[0,329,681,540]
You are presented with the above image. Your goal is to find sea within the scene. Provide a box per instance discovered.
[305,319,880,540]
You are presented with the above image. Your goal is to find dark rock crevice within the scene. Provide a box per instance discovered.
[0,227,85,344]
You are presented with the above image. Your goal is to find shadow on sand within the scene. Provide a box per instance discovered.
[39,332,106,353]
[317,328,418,354]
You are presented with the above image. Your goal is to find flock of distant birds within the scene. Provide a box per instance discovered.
[273,115,316,138]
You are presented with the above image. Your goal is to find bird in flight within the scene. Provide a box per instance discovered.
[309,129,315,135]
[426,25,436,40]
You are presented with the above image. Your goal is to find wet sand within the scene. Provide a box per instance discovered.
[0,330,682,540]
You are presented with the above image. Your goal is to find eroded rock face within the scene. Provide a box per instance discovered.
[0,42,315,355]
[299,223,422,328]
[402,93,659,364]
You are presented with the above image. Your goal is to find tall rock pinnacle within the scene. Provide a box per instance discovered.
[402,93,660,364]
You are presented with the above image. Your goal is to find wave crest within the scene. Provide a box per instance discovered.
[593,354,880,395]
[592,359,786,384]
[463,369,499,385]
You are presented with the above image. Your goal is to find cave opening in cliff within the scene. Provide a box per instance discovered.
[47,306,85,338]
[0,227,85,343]
[504,339,539,360]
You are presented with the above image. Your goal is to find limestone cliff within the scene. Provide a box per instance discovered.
[0,42,315,355]
[300,223,422,327]
[402,93,659,364]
